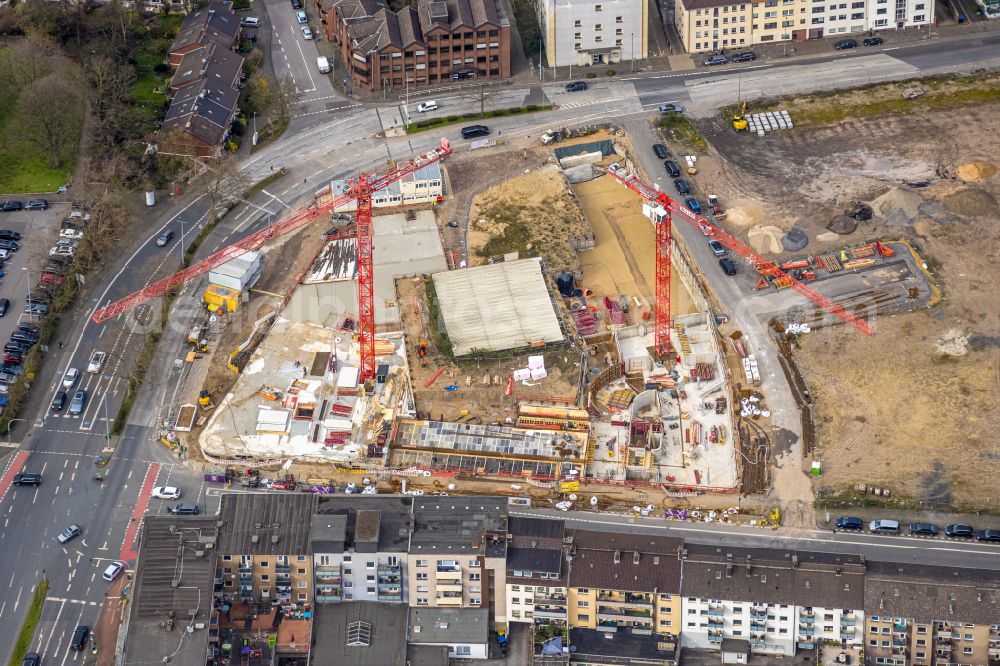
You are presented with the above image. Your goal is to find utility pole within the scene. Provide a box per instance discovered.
[631,32,634,72]
[539,40,544,82]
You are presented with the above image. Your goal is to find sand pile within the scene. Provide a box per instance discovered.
[943,188,996,217]
[725,200,766,227]
[871,187,923,223]
[936,328,969,357]
[956,161,997,182]
[747,225,784,254]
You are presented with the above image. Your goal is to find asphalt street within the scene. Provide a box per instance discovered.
[1,30,999,665]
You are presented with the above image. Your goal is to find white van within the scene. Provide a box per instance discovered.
[316,56,331,74]
[416,100,438,113]
[868,519,900,534]
[240,17,261,28]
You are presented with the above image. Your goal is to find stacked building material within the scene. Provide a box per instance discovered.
[572,308,599,335]
[603,297,626,326]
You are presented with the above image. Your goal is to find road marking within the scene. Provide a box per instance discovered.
[47,597,101,606]
[0,450,31,503]
[118,463,160,561]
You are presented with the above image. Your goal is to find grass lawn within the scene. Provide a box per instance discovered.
[7,578,48,666]
[0,46,77,194]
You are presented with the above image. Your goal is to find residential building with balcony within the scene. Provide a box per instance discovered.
[327,0,511,93]
[506,517,568,626]
[536,0,648,68]
[864,0,932,31]
[216,494,315,607]
[680,546,865,656]
[311,497,412,604]
[167,2,242,67]
[750,0,810,43]
[864,561,1000,666]
[407,498,508,627]
[566,531,683,639]
[674,0,752,54]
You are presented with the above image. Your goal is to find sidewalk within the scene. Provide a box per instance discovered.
[816,502,999,530]
[93,575,130,666]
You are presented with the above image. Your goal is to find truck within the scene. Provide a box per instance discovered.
[540,129,563,145]
[316,56,331,74]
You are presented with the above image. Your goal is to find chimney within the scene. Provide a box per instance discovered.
[613,550,621,565]
[633,551,640,565]
[791,555,799,568]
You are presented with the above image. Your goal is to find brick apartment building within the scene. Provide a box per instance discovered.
[319,0,511,92]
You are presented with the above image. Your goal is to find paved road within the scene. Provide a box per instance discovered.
[1,30,999,665]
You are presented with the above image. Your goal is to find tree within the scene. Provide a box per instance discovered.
[272,75,302,123]
[17,73,84,168]
[201,153,251,226]
[244,75,271,114]
[84,55,135,110]
[462,82,501,116]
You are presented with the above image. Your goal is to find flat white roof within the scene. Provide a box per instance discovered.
[432,257,563,356]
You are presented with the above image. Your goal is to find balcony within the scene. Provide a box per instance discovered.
[536,595,567,606]
[275,564,291,575]
[708,633,724,644]
[596,622,618,633]
[841,618,857,627]
[316,590,343,602]
[799,627,815,637]
[436,593,462,606]
[708,608,726,617]
[751,639,766,648]
[316,571,342,582]
[799,608,814,618]
[751,621,767,631]
[437,582,463,593]
[797,642,816,650]
[239,585,254,601]
[378,590,402,602]
[275,585,292,601]
[840,626,856,638]
[534,607,567,620]
[597,592,653,606]
[800,615,815,625]
[751,610,768,620]
[708,616,724,625]
[436,563,461,573]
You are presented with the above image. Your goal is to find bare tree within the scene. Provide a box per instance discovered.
[244,75,272,114]
[17,73,84,168]
[84,55,135,108]
[272,75,303,123]
[462,82,501,116]
[1,39,60,91]
[200,153,251,226]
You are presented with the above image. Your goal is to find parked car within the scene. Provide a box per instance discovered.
[88,351,106,373]
[652,144,669,159]
[49,246,74,259]
[291,0,303,7]
[41,272,66,285]
[27,292,52,305]
[60,228,84,240]
[24,303,49,316]
[0,371,15,384]
[461,125,490,140]
[168,503,201,515]
[708,239,727,257]
[102,561,126,582]
[18,323,40,336]
[1,363,23,375]
[868,519,900,534]
[416,100,439,113]
[834,39,858,50]
[976,529,1000,543]
[863,36,884,46]
[658,103,684,114]
[944,523,975,538]
[70,625,90,651]
[300,26,313,39]
[62,368,81,389]
[69,389,87,415]
[565,81,588,92]
[0,298,8,317]
[0,200,23,212]
[673,178,690,195]
[4,342,28,354]
[0,239,19,251]
[51,390,67,412]
[835,516,864,531]
[57,524,82,543]
[12,473,42,486]
[22,653,41,666]
[703,54,727,66]
[684,197,701,214]
[240,16,261,27]
[155,230,175,247]
[4,352,23,365]
[0,230,21,241]
[719,257,738,276]
[0,249,10,261]
[25,199,48,211]
[908,522,940,537]
[731,51,756,62]
[295,10,307,22]
[10,331,38,345]
[152,486,182,500]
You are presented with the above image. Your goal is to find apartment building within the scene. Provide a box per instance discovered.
[505,517,568,626]
[566,531,683,637]
[537,0,648,67]
[864,561,1000,666]
[327,0,511,92]
[680,545,866,656]
[407,498,508,624]
[216,494,315,606]
[864,0,932,30]
[750,0,810,43]
[674,0,753,54]
[311,497,412,604]
[808,0,868,37]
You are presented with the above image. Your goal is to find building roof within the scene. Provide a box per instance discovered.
[405,645,450,666]
[312,602,408,666]
[161,75,240,149]
[432,257,564,356]
[407,607,490,645]
[864,561,1000,625]
[170,2,241,55]
[508,516,565,575]
[568,530,683,593]
[569,628,678,663]
[170,42,243,93]
[314,496,413,553]
[217,494,315,555]
[680,544,865,608]
[123,517,219,666]
[410,497,507,554]
[720,639,751,655]
[345,0,506,54]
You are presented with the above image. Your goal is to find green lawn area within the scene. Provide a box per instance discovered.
[0,46,77,194]
[7,578,47,666]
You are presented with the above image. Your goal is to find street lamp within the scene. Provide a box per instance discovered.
[6,418,28,444]
[630,32,634,73]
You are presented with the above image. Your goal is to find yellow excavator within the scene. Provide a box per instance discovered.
[732,102,748,131]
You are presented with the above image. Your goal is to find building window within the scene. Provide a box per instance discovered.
[575,32,581,39]
[416,560,427,567]
[963,648,973,655]
[298,593,307,600]
[469,560,480,568]
[616,15,623,21]
[594,3,602,9]
[417,573,428,580]
[223,556,232,562]
[578,614,589,621]
[578,600,589,608]
[259,561,269,569]
[260,575,269,582]
[417,597,428,605]
[574,19,582,26]
[595,23,602,30]
[470,598,481,605]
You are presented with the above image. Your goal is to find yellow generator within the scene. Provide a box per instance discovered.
[204,284,240,314]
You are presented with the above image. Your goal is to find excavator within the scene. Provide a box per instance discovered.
[732,102,748,131]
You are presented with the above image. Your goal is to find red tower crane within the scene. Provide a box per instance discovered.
[605,165,874,351]
[93,138,454,384]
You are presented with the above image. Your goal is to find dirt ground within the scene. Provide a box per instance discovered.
[396,275,583,421]
[693,100,1000,510]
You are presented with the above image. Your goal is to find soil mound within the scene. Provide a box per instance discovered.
[936,328,969,357]
[826,215,858,235]
[956,161,997,182]
[871,187,922,223]
[747,225,784,253]
[782,227,809,252]
[943,187,996,217]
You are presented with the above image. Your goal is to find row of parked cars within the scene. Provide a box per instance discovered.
[835,516,1000,541]
[0,198,49,212]
[701,36,885,67]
